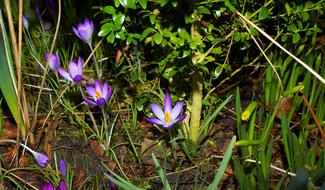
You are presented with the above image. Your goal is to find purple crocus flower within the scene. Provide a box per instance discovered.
[146,92,186,129]
[73,18,94,46]
[45,52,60,71]
[58,57,83,84]
[57,180,67,190]
[84,79,112,107]
[33,152,50,168]
[40,182,55,190]
[59,160,67,176]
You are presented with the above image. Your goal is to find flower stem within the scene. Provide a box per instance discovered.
[0,139,35,155]
[88,44,100,79]
[168,129,177,165]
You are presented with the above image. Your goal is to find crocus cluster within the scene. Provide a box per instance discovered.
[146,92,186,129]
[40,159,67,190]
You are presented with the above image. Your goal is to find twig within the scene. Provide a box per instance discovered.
[244,158,296,177]
[31,0,61,132]
[301,92,325,139]
[236,11,325,85]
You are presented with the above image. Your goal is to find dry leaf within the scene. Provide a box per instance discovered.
[90,140,105,157]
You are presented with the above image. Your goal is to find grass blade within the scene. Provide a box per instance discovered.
[207,136,236,190]
[152,153,171,190]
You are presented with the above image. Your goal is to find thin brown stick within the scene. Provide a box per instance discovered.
[301,92,325,139]
[31,0,61,137]
[1,168,38,190]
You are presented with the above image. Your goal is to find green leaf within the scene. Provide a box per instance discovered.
[102,6,116,15]
[207,136,236,190]
[149,14,156,24]
[258,7,270,20]
[139,0,147,9]
[119,0,136,9]
[153,32,162,44]
[292,33,300,44]
[285,3,291,16]
[0,11,25,135]
[98,22,113,37]
[113,13,125,26]
[224,0,236,12]
[106,32,115,43]
[140,27,155,41]
[152,154,171,190]
[160,0,169,7]
[197,6,210,14]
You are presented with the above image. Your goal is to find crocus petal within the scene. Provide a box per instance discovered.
[40,182,55,190]
[68,61,78,79]
[45,52,59,71]
[73,27,82,39]
[172,114,187,125]
[145,118,164,126]
[105,88,113,102]
[84,97,97,106]
[59,160,67,176]
[33,152,50,168]
[94,80,101,93]
[85,86,97,100]
[77,57,83,74]
[58,68,73,81]
[150,103,165,122]
[58,180,68,190]
[102,82,109,99]
[164,92,172,114]
[170,102,184,122]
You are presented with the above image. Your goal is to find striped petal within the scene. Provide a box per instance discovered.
[164,92,172,114]
[170,102,184,122]
[68,61,78,79]
[145,118,164,126]
[85,86,97,100]
[150,103,165,122]
[172,114,186,125]
[83,97,97,106]
[58,67,72,81]
[77,57,83,75]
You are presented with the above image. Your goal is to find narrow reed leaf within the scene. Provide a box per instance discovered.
[152,153,171,190]
[207,136,236,190]
[0,10,25,135]
[103,163,144,190]
[200,95,232,136]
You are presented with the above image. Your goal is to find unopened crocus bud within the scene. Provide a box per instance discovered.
[59,159,67,176]
[45,51,60,71]
[40,182,55,190]
[72,18,94,46]
[33,152,50,168]
[58,180,67,190]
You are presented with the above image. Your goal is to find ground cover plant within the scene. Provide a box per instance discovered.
[0,0,325,189]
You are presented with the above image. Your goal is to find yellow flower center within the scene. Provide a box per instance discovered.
[164,111,171,123]
[96,89,102,98]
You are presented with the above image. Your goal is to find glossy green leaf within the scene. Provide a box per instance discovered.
[292,32,301,44]
[102,6,116,15]
[258,7,270,20]
[139,0,147,9]
[153,32,162,44]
